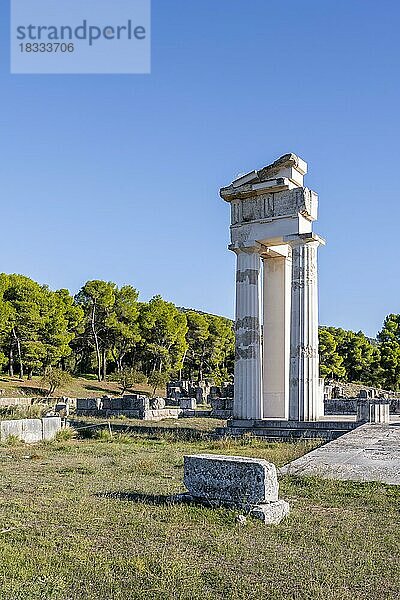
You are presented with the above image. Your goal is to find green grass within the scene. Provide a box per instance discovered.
[0,422,398,599]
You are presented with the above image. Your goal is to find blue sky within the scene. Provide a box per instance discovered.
[1,0,399,337]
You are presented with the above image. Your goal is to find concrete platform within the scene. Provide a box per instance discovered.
[281,422,400,485]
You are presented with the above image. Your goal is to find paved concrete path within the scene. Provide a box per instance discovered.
[281,423,400,485]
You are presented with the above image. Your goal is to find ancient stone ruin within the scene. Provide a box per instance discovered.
[218,153,400,439]
[178,454,289,524]
[76,395,181,421]
[0,416,61,443]
[220,153,325,432]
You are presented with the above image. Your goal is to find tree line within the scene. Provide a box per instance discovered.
[0,274,234,388]
[0,273,399,390]
[319,318,400,390]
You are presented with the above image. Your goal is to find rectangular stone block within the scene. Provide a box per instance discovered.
[0,419,23,442]
[102,397,122,410]
[210,397,234,411]
[143,408,182,421]
[183,454,278,507]
[76,398,95,411]
[180,398,196,410]
[21,419,43,443]
[42,417,62,441]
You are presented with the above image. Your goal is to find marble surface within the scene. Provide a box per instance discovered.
[281,421,400,485]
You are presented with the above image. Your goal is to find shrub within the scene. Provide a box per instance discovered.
[94,429,114,442]
[109,368,147,395]
[4,434,24,447]
[41,368,72,396]
[55,427,77,442]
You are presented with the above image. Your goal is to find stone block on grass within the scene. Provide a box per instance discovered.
[250,500,290,524]
[0,419,23,442]
[21,419,43,444]
[180,454,289,525]
[42,417,62,441]
[183,454,279,507]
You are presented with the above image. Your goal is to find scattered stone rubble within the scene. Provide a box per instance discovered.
[323,381,398,400]
[167,380,212,405]
[76,395,181,421]
[324,383,400,416]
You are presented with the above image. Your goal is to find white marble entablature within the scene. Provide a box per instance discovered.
[222,153,308,193]
[220,154,318,239]
[228,187,318,227]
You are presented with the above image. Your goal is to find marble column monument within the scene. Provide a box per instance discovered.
[220,154,325,423]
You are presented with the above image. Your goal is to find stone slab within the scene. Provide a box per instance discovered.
[42,417,62,441]
[218,418,359,441]
[142,408,182,421]
[229,419,358,429]
[0,419,23,441]
[180,398,196,410]
[21,419,43,443]
[250,500,290,524]
[183,454,278,507]
[281,423,400,485]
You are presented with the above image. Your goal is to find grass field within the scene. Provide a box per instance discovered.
[0,421,399,600]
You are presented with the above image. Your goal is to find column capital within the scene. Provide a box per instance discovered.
[228,241,265,255]
[283,232,326,247]
[260,244,291,259]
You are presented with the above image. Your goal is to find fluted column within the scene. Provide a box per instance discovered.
[232,244,263,420]
[286,234,324,421]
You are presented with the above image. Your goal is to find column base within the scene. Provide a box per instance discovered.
[220,418,360,441]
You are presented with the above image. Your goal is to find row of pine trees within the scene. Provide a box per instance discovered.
[1,273,400,390]
[0,274,234,386]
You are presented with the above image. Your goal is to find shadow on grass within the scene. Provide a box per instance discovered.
[73,421,214,441]
[15,386,48,397]
[95,491,174,505]
[82,385,119,394]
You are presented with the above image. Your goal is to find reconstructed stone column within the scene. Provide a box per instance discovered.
[262,246,292,420]
[221,153,324,427]
[232,244,263,420]
[287,234,324,421]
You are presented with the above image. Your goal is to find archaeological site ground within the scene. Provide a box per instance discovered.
[0,420,399,600]
[0,152,399,599]
[2,2,400,599]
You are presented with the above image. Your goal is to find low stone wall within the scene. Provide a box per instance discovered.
[324,399,358,415]
[325,397,400,415]
[77,395,149,418]
[0,397,75,409]
[210,398,233,419]
[77,396,183,422]
[0,417,61,443]
[390,398,400,414]
[0,397,33,407]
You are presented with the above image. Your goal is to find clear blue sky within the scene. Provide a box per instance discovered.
[1,0,399,337]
